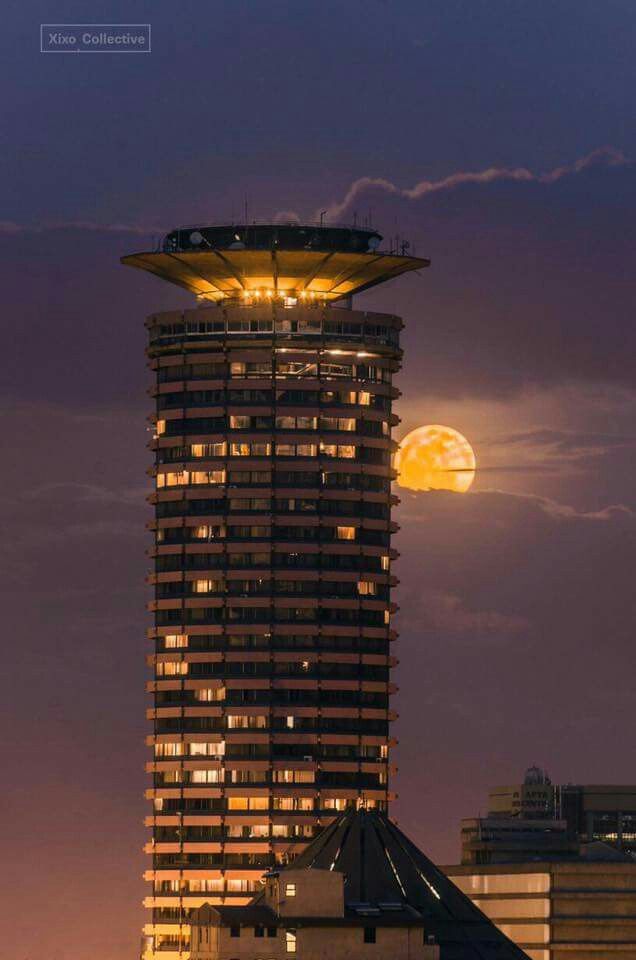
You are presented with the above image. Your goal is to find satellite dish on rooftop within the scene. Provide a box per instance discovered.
[190,231,203,245]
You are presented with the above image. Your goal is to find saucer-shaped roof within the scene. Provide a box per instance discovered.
[272,808,530,959]
[121,223,429,302]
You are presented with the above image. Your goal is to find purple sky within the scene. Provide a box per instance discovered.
[2,2,636,958]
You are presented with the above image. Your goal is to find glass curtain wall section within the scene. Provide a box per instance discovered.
[144,302,401,959]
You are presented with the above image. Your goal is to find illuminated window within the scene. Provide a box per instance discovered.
[192,579,222,594]
[190,442,226,458]
[322,362,353,378]
[189,878,224,893]
[156,661,188,677]
[273,797,314,811]
[155,419,166,436]
[357,581,377,596]
[189,741,225,757]
[194,687,226,702]
[157,470,189,488]
[226,714,267,729]
[154,742,184,757]
[230,415,251,429]
[285,884,297,898]
[230,362,246,376]
[384,610,390,625]
[359,391,371,405]
[192,524,225,540]
[277,361,318,377]
[323,798,349,811]
[227,878,260,893]
[452,873,550,895]
[273,770,315,784]
[228,796,269,810]
[276,417,296,430]
[161,770,182,783]
[190,469,226,484]
[336,526,355,541]
[191,769,223,784]
[286,716,295,729]
[231,442,272,457]
[164,634,188,648]
[286,932,297,954]
[381,556,390,571]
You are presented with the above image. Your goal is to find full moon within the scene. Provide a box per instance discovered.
[395,424,476,493]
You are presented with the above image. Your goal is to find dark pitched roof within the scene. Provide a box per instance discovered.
[270,808,530,959]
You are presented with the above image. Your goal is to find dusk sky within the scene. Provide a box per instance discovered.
[2,2,636,958]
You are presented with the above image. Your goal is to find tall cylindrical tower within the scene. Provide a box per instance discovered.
[123,223,429,959]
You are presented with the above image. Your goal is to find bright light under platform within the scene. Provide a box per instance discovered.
[396,424,476,493]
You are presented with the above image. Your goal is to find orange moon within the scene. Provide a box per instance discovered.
[395,425,476,492]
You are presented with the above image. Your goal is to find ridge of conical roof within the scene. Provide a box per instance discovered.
[275,808,529,959]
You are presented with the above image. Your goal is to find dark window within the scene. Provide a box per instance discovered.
[267,926,277,938]
[255,925,264,938]
[364,927,376,944]
[230,925,240,938]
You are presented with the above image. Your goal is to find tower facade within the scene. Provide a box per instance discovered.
[123,223,428,959]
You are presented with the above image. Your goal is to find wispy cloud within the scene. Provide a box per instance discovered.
[0,219,157,237]
[472,428,636,479]
[397,486,635,523]
[21,481,147,507]
[316,146,629,222]
[396,587,529,643]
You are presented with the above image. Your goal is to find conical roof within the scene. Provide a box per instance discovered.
[277,808,529,959]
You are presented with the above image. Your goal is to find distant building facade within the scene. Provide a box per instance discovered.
[489,766,554,820]
[461,818,577,866]
[559,784,636,855]
[446,854,636,960]
[464,767,636,864]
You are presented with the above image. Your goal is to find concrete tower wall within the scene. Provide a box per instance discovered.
[144,300,402,957]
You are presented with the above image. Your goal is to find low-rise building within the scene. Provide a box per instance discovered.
[484,768,636,857]
[445,847,636,960]
[191,808,530,960]
[461,817,577,865]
